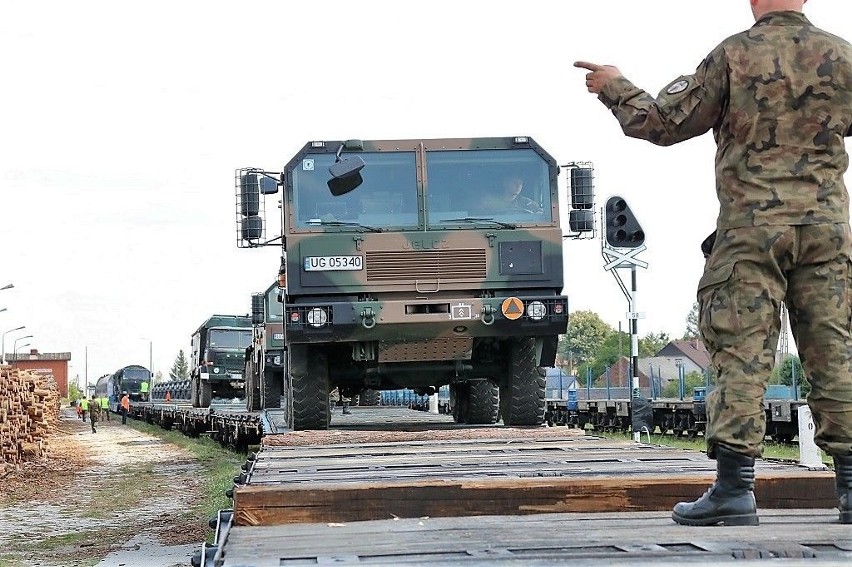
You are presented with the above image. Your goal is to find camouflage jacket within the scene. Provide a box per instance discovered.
[598,11,852,229]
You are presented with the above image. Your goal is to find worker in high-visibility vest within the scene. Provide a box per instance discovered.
[79,397,89,423]
[120,391,130,425]
[99,395,110,421]
[140,380,150,401]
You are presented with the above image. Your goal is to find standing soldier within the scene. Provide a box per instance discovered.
[89,395,100,434]
[576,0,852,525]
[120,391,130,425]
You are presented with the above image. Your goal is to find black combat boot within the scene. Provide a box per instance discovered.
[672,445,759,526]
[833,454,852,524]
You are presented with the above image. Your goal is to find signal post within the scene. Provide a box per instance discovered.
[601,196,648,442]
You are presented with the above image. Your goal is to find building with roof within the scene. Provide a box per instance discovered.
[4,349,71,396]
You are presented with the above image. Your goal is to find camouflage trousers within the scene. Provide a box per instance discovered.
[699,223,852,458]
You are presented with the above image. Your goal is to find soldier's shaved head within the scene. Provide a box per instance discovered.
[750,0,806,21]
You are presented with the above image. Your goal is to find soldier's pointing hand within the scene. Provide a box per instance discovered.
[574,61,623,94]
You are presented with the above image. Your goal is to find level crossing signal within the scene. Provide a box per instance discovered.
[604,196,645,248]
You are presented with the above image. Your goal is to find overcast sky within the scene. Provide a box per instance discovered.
[1,1,850,387]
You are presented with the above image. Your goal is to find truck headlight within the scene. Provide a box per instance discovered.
[526,301,547,321]
[306,307,328,327]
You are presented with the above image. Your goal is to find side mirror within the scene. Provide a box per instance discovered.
[327,144,365,196]
[259,176,279,195]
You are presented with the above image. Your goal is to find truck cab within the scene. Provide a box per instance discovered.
[236,137,594,429]
[190,314,253,407]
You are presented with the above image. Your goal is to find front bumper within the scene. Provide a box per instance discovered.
[285,295,568,344]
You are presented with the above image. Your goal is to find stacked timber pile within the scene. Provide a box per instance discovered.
[0,366,60,465]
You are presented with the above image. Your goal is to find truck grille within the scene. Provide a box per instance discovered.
[366,249,486,281]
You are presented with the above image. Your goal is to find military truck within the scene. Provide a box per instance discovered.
[244,282,287,412]
[236,137,594,430]
[190,314,253,407]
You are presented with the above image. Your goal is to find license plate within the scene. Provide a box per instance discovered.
[303,255,363,271]
[231,373,242,380]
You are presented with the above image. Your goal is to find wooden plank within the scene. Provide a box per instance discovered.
[233,470,836,526]
[219,510,852,566]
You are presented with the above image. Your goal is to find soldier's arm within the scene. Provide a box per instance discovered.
[583,46,728,146]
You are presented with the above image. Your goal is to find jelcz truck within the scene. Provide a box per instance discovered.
[190,314,253,407]
[236,136,594,430]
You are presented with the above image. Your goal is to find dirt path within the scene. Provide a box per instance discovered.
[0,407,206,567]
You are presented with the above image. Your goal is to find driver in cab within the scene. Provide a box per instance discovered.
[482,176,542,214]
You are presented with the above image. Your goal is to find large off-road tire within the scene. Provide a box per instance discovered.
[501,338,546,426]
[450,383,469,424]
[291,348,330,430]
[466,379,500,424]
[262,369,283,409]
[190,376,200,408]
[245,359,261,412]
[198,380,213,408]
[358,389,381,406]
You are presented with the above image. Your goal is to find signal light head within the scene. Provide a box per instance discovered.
[604,196,645,248]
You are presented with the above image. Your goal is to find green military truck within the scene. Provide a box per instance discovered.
[190,314,253,407]
[236,136,594,430]
[244,282,287,412]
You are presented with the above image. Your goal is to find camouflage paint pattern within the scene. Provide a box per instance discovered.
[593,11,852,457]
[272,136,568,392]
[598,11,852,230]
[700,224,852,457]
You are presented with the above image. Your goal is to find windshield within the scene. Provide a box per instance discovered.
[426,149,552,226]
[208,329,252,349]
[266,287,283,321]
[292,152,418,229]
[289,147,553,231]
[124,367,150,381]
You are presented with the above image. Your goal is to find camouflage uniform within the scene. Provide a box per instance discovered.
[89,398,100,433]
[596,11,852,458]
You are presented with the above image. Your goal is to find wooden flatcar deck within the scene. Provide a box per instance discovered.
[202,407,846,567]
[234,412,834,526]
[215,510,852,566]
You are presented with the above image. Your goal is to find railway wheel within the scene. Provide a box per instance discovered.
[501,338,546,426]
[358,389,381,406]
[262,369,283,409]
[291,346,330,430]
[466,379,500,424]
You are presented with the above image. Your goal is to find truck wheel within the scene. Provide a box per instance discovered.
[262,369,283,409]
[501,338,546,426]
[450,383,469,424]
[358,389,381,406]
[245,360,260,412]
[291,348,330,430]
[190,377,200,408]
[466,380,499,424]
[199,380,213,408]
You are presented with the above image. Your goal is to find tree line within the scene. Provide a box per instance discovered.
[556,304,808,397]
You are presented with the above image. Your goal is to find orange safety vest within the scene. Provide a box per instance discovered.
[165,390,172,402]
[121,395,130,411]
